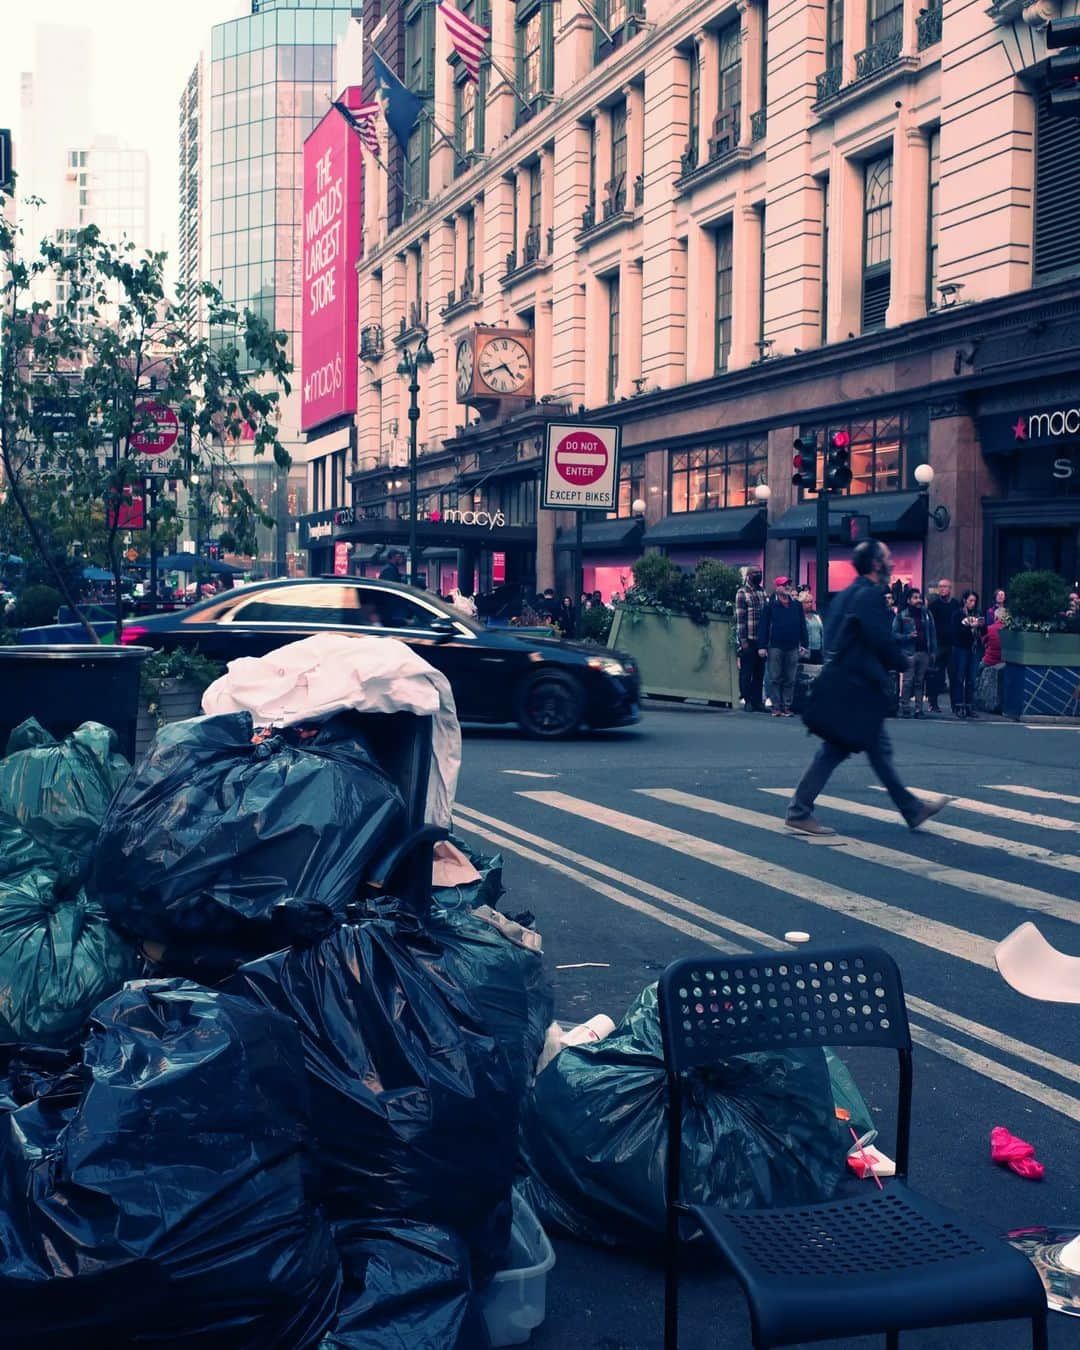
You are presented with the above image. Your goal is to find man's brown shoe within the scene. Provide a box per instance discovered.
[785,815,836,836]
[908,795,953,830]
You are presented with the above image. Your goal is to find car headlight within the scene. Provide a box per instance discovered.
[587,656,627,677]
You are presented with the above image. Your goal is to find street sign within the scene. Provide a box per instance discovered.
[130,402,180,457]
[542,422,621,511]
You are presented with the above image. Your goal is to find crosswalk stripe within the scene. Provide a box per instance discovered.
[455,804,1080,1119]
[454,815,745,953]
[983,784,1080,807]
[639,788,1080,927]
[454,803,781,950]
[887,786,1080,834]
[758,789,1080,875]
[909,1026,1080,1123]
[518,791,996,969]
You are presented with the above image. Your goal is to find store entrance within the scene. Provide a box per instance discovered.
[997,527,1074,587]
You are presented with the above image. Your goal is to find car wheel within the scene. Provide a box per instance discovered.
[514,669,586,739]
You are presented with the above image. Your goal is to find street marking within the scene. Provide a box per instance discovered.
[454,803,782,950]
[455,816,745,953]
[501,770,559,778]
[759,789,1080,875]
[639,789,1080,927]
[1025,725,1080,731]
[454,806,1080,1120]
[905,994,1080,1086]
[517,791,996,969]
[983,784,1080,807]
[877,785,1080,834]
[909,1026,1080,1123]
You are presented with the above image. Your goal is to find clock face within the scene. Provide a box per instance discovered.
[476,335,531,394]
[455,339,474,398]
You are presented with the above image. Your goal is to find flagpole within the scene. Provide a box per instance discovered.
[420,106,463,160]
[575,0,615,43]
[483,55,539,114]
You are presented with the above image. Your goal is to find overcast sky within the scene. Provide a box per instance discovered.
[0,0,247,269]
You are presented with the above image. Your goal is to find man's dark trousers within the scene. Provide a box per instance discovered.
[788,726,921,823]
[739,647,766,709]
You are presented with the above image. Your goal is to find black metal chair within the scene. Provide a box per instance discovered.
[657,946,1048,1350]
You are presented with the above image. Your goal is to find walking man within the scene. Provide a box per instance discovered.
[758,577,807,717]
[785,540,951,835]
[736,567,767,711]
[928,578,960,714]
[379,549,406,583]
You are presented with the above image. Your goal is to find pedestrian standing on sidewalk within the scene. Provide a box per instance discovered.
[950,590,985,719]
[785,539,951,835]
[756,577,804,718]
[736,567,767,712]
[985,588,1006,628]
[928,578,960,714]
[758,577,807,717]
[893,586,937,717]
[798,588,824,663]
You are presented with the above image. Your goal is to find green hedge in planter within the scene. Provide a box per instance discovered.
[136,649,224,757]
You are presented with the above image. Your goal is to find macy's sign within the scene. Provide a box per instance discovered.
[434,508,506,530]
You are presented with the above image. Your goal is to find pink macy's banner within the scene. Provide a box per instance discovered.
[301,100,362,433]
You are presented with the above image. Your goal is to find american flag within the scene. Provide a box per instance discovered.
[339,87,382,156]
[438,0,490,83]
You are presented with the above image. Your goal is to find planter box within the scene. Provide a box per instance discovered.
[135,677,205,759]
[999,630,1080,667]
[999,631,1080,719]
[608,606,738,704]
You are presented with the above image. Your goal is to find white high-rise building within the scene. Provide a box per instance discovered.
[60,137,151,248]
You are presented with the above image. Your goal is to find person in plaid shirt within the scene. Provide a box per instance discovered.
[736,567,767,711]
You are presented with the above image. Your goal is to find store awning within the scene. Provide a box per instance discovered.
[769,492,928,540]
[554,518,644,552]
[351,544,384,563]
[643,506,766,547]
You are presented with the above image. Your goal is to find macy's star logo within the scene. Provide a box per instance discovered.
[1012,417,1027,440]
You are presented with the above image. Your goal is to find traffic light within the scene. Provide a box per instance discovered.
[823,430,852,492]
[1047,17,1080,119]
[792,433,818,490]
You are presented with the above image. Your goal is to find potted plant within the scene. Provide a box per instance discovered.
[999,570,1080,718]
[136,648,224,757]
[607,556,743,703]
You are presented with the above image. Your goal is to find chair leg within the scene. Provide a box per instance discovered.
[664,1239,679,1350]
[1032,1310,1048,1350]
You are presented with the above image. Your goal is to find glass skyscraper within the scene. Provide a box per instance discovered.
[181,0,354,574]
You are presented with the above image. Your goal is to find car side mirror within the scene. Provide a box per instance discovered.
[429,617,455,642]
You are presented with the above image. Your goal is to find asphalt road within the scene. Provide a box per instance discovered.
[454,708,1080,1350]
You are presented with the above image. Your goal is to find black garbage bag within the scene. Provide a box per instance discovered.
[0,863,139,1047]
[92,711,406,967]
[0,979,341,1350]
[226,904,520,1278]
[322,1220,488,1350]
[0,1044,80,1113]
[519,983,851,1251]
[432,833,504,913]
[426,904,553,1100]
[0,718,129,886]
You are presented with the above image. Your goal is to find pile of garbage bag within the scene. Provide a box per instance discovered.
[520,982,860,1251]
[225,900,522,1280]
[92,711,406,974]
[0,721,138,1047]
[0,981,342,1350]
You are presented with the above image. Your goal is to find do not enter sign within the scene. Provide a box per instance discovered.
[130,402,180,457]
[542,422,621,510]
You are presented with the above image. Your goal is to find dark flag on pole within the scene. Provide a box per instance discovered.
[371,50,425,151]
[437,0,490,83]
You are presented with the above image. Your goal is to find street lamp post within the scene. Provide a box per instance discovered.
[395,336,434,586]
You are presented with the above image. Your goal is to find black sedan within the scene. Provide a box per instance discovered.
[121,577,641,739]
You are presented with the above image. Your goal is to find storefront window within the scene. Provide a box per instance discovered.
[608,458,645,518]
[669,436,768,512]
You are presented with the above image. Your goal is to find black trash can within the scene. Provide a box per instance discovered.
[0,645,153,760]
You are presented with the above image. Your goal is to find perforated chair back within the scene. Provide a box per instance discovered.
[347,711,432,829]
[658,946,914,1182]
